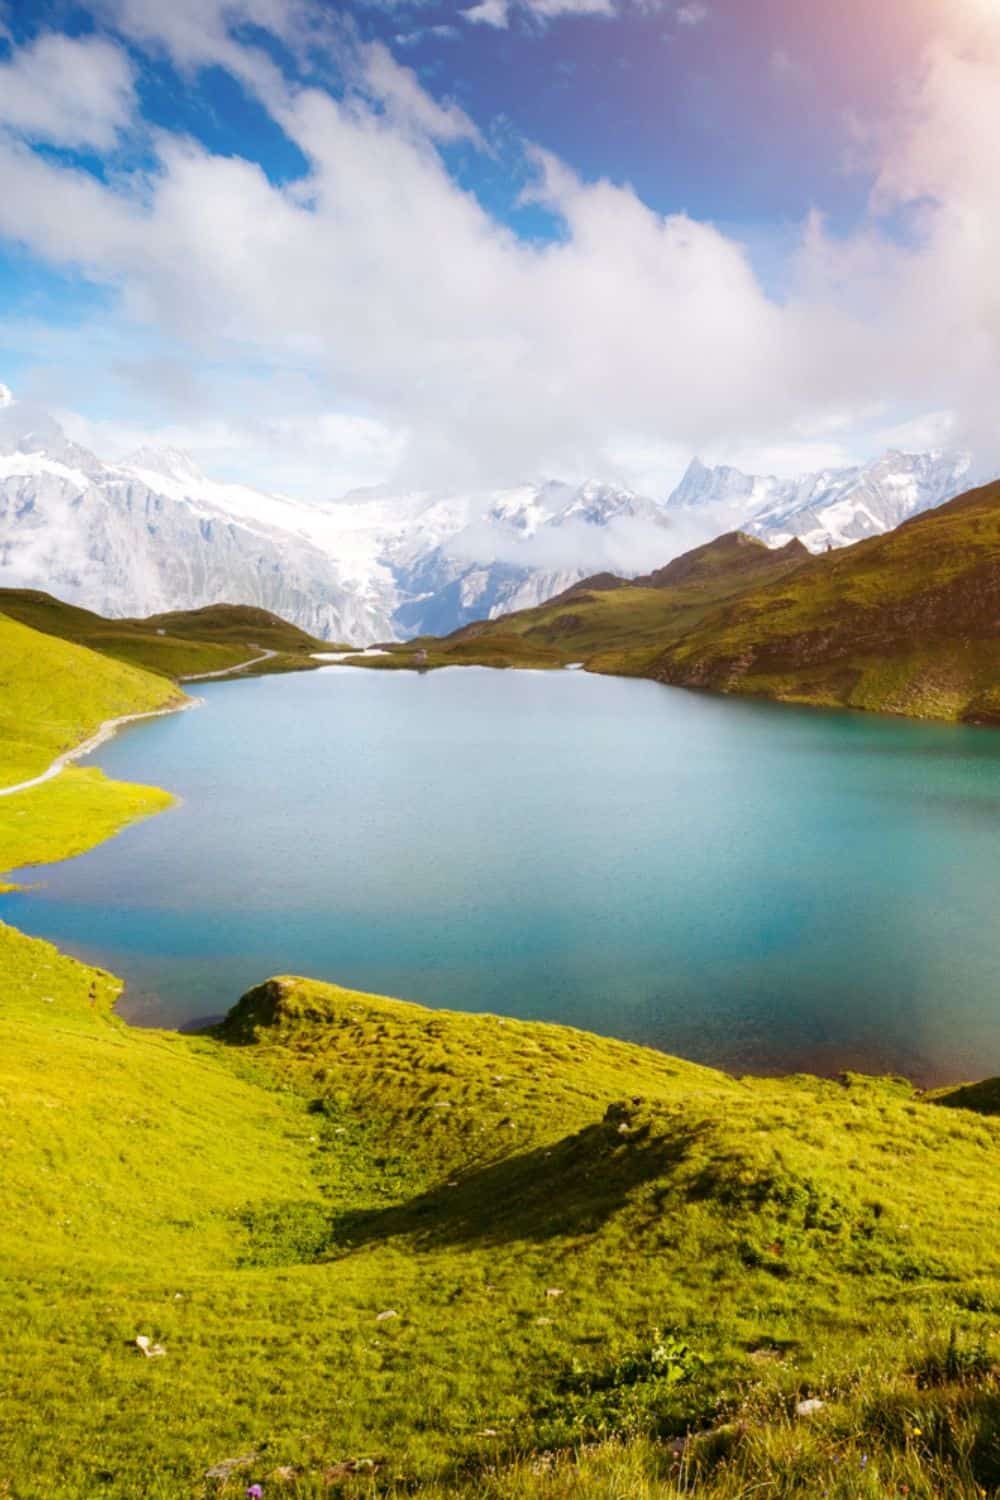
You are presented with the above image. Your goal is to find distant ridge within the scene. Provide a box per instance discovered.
[361,481,1000,724]
[0,589,332,682]
[651,478,1000,723]
[632,532,810,589]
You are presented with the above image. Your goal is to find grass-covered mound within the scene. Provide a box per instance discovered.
[2,945,999,1498]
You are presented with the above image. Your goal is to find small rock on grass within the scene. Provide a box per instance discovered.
[133,1335,166,1358]
[376,1309,398,1322]
[324,1458,378,1480]
[795,1397,825,1416]
[204,1453,257,1480]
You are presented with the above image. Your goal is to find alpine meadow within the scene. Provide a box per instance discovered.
[2,2,1000,1498]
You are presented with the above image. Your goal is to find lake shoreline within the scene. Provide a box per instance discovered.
[0,695,200,800]
[3,666,995,1090]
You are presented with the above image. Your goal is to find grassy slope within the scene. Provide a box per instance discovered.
[0,590,337,681]
[0,768,174,888]
[0,612,183,889]
[358,488,1000,723]
[1,946,999,1497]
[0,611,183,786]
[349,535,812,676]
[649,480,1000,721]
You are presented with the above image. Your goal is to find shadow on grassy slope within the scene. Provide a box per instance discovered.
[328,1102,712,1251]
[930,1077,1000,1115]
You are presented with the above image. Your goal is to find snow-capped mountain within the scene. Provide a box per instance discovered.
[0,394,671,641]
[666,451,974,552]
[0,385,981,642]
[0,401,393,642]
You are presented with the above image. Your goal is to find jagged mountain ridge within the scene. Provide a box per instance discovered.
[668,450,974,551]
[0,387,977,641]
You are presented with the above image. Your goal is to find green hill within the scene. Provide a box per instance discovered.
[358,485,1000,723]
[1,935,999,1498]
[352,532,812,675]
[648,480,1000,721]
[0,589,336,682]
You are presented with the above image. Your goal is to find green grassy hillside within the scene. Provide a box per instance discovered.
[359,487,1000,723]
[0,590,337,681]
[648,479,1000,720]
[0,612,183,891]
[1,941,999,1498]
[350,533,811,675]
[0,611,183,787]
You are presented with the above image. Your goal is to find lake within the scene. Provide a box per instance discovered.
[4,665,1000,1084]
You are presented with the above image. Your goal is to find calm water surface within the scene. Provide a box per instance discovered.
[4,667,1000,1083]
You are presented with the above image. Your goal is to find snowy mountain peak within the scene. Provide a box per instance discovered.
[667,448,974,553]
[123,446,206,487]
[669,455,773,511]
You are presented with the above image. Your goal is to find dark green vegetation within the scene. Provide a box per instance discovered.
[0,589,336,681]
[367,483,1000,723]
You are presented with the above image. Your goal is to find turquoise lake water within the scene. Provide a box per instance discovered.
[4,665,1000,1083]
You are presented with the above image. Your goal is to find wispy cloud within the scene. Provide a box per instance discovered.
[462,0,616,28]
[463,0,510,26]
[676,2,709,26]
[394,24,461,47]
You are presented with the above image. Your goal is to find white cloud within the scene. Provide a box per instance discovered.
[462,0,615,26]
[676,3,709,26]
[0,32,136,150]
[394,25,462,48]
[463,0,510,26]
[5,13,1000,498]
[358,43,482,143]
[61,407,407,497]
[92,0,319,69]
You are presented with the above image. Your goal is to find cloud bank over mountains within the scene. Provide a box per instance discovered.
[1,0,1000,501]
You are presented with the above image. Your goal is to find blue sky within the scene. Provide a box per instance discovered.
[0,0,996,497]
